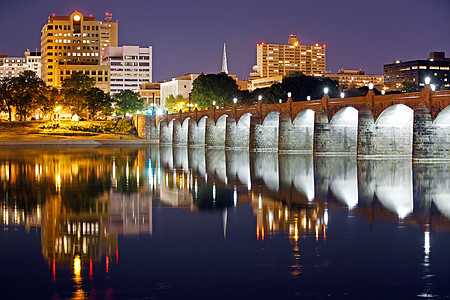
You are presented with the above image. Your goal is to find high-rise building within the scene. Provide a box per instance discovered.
[102,46,152,95]
[384,52,450,91]
[40,11,118,92]
[0,50,41,80]
[254,34,326,78]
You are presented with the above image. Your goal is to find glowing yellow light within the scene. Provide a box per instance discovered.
[73,15,81,21]
[74,255,81,277]
[55,106,62,112]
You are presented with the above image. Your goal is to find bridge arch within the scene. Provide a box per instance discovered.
[188,116,206,147]
[160,118,174,145]
[314,107,358,155]
[358,104,413,158]
[206,114,227,148]
[413,103,450,159]
[250,112,279,152]
[173,118,189,146]
[226,113,251,149]
[278,109,315,153]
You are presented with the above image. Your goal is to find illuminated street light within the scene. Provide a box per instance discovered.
[425,77,431,85]
[324,88,328,94]
[287,92,292,98]
[212,101,216,107]
[340,92,345,98]
[368,83,374,90]
[307,96,311,101]
[431,84,436,91]
[156,109,163,116]
[279,99,282,103]
[381,89,386,95]
[258,95,262,101]
[233,98,238,104]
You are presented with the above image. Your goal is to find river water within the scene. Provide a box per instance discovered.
[0,146,449,299]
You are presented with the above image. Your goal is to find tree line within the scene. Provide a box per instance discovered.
[0,71,145,121]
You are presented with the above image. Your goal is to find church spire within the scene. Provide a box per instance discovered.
[221,43,228,74]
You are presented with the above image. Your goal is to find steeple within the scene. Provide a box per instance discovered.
[221,43,228,74]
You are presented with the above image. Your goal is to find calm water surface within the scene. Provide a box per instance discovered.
[0,146,450,299]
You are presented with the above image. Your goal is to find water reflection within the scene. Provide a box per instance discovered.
[1,146,450,297]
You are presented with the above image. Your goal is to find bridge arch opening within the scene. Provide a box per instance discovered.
[262,111,279,127]
[293,109,314,126]
[375,104,413,127]
[330,106,358,126]
[216,114,228,127]
[237,113,252,127]
[433,105,450,126]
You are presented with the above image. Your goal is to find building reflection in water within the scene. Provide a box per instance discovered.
[1,146,450,294]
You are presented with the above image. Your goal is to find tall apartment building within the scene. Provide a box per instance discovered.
[40,11,118,92]
[0,51,41,80]
[384,52,450,91]
[254,34,326,78]
[102,46,152,95]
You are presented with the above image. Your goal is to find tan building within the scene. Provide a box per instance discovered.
[312,68,384,90]
[254,34,326,78]
[40,11,118,92]
[139,82,161,107]
[248,75,283,91]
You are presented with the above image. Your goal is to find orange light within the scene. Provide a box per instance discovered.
[262,226,265,240]
[256,225,259,240]
[315,43,318,46]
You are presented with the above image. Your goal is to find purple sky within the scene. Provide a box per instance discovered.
[1,0,449,82]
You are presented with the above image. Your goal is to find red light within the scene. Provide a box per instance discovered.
[106,255,109,273]
[116,19,119,22]
[74,10,78,12]
[89,259,93,279]
[116,249,119,263]
[323,44,326,47]
[52,13,55,17]
[261,42,266,45]
[89,14,92,17]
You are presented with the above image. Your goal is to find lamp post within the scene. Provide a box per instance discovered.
[258,95,262,101]
[368,82,374,90]
[340,92,345,98]
[324,88,329,95]
[233,98,237,104]
[307,96,311,101]
[425,77,431,85]
[381,89,386,95]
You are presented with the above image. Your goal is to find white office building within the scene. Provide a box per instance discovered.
[160,74,199,107]
[102,46,152,94]
[0,50,42,80]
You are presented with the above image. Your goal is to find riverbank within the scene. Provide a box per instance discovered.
[0,120,145,144]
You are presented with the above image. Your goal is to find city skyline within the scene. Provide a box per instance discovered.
[0,0,449,82]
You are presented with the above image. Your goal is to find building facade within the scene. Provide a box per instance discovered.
[0,51,42,80]
[254,34,326,78]
[102,46,152,95]
[40,11,118,92]
[312,68,384,90]
[160,74,200,108]
[384,52,450,91]
[139,82,161,107]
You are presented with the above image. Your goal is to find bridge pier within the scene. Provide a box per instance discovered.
[413,104,450,160]
[173,119,188,146]
[357,105,413,158]
[187,117,206,148]
[160,119,173,145]
[249,112,279,152]
[205,115,227,148]
[314,108,358,155]
[278,111,314,153]
[225,114,250,149]
[148,117,160,143]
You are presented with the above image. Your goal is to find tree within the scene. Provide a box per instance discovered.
[40,87,60,119]
[85,88,112,119]
[0,78,14,121]
[190,73,239,109]
[250,74,339,103]
[164,94,187,112]
[61,72,95,117]
[401,81,419,93]
[113,90,145,118]
[10,71,46,121]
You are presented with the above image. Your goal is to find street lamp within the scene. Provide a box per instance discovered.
[340,92,345,98]
[425,77,431,85]
[233,98,238,104]
[368,83,374,90]
[307,96,311,101]
[279,99,282,103]
[258,95,262,101]
[287,92,292,98]
[381,89,386,95]
[431,84,436,91]
[324,88,329,95]
[212,101,216,108]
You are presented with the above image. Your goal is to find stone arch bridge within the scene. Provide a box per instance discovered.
[135,86,450,160]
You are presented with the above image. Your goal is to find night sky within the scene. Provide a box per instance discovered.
[1,0,449,82]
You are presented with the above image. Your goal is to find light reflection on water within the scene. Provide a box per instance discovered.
[0,146,449,298]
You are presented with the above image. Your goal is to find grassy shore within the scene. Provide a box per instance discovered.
[0,120,141,140]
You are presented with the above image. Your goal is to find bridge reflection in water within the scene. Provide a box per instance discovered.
[0,146,450,297]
